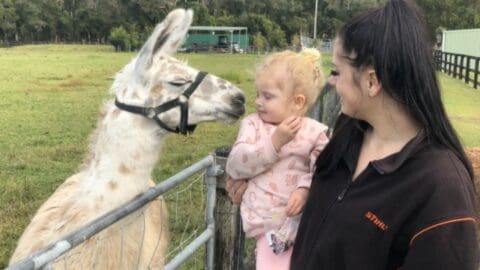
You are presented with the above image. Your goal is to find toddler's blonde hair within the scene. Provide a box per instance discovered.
[256,48,324,113]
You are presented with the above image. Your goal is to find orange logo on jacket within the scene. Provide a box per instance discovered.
[365,211,388,231]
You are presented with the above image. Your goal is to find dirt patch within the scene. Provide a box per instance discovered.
[465,147,480,185]
[465,147,480,242]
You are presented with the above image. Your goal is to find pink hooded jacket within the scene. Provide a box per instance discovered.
[226,113,329,238]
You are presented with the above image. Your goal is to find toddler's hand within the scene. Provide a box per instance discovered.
[285,187,309,217]
[272,116,302,151]
[226,175,248,204]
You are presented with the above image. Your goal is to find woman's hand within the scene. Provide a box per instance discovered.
[225,175,248,204]
[272,116,303,151]
[285,187,309,217]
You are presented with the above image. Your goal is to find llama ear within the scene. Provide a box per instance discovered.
[135,9,193,69]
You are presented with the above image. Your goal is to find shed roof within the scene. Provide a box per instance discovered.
[189,26,247,32]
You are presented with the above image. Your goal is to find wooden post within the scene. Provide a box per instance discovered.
[453,54,458,78]
[213,146,246,270]
[448,53,452,75]
[466,56,471,85]
[459,55,464,80]
[442,52,447,72]
[474,57,479,89]
[434,50,442,71]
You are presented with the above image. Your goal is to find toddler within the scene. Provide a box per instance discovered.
[226,48,329,270]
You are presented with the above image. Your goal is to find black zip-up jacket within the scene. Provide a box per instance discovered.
[291,132,479,269]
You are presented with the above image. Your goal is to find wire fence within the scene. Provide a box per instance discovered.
[6,155,219,270]
[165,174,206,268]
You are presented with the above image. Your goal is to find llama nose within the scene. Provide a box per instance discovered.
[231,93,246,116]
[232,93,245,105]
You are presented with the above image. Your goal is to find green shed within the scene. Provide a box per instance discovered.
[182,26,249,53]
[442,28,480,57]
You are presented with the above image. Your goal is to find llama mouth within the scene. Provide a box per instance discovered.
[216,109,244,121]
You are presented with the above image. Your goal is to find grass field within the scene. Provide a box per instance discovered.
[1,45,479,268]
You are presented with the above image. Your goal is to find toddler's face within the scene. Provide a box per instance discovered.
[254,65,297,124]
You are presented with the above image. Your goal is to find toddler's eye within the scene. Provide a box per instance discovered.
[330,70,339,76]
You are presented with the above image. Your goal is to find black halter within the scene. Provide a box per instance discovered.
[115,71,208,135]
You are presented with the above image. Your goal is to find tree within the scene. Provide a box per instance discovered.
[108,26,131,51]
[191,3,215,25]
[2,0,477,49]
[13,0,45,42]
[416,0,480,42]
[252,32,267,51]
[36,0,64,42]
[0,0,17,42]
[239,13,286,49]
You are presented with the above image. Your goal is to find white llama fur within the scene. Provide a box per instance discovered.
[9,9,245,269]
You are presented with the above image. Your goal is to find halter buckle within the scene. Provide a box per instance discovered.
[145,108,156,119]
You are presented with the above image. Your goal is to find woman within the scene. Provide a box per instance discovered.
[228,0,478,269]
[290,0,478,269]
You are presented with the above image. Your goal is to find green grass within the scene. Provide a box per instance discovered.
[439,73,480,146]
[0,45,479,268]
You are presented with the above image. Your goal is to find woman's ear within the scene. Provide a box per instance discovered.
[294,94,306,110]
[367,69,382,97]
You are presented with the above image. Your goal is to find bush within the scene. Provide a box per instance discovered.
[252,32,268,52]
[108,26,131,51]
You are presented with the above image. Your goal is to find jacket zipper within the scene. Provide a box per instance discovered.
[337,181,351,201]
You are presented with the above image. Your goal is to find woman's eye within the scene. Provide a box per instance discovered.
[330,70,340,76]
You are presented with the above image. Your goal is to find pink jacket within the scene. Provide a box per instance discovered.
[226,113,329,238]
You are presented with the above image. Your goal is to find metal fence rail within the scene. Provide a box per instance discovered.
[7,155,220,270]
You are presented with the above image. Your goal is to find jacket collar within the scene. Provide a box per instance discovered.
[344,130,427,175]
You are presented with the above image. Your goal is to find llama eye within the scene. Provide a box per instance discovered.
[168,81,187,87]
[330,70,339,76]
[168,79,193,87]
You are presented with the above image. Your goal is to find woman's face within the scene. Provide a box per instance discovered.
[329,40,369,119]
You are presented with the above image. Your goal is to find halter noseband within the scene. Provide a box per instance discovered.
[114,71,208,135]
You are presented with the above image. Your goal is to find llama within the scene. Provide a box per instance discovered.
[9,9,245,269]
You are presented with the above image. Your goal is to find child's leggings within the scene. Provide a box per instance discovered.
[255,234,292,270]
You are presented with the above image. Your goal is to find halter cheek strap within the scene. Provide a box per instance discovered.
[114,71,208,135]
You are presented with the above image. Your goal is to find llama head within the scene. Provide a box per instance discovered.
[112,9,245,134]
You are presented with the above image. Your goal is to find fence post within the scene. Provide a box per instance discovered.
[475,58,479,89]
[453,54,458,78]
[459,55,464,80]
[204,158,221,270]
[213,146,246,270]
[308,83,341,135]
[466,56,471,84]
[448,53,453,75]
[441,51,446,72]
[434,50,442,71]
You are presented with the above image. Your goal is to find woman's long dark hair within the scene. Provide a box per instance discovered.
[315,0,474,180]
